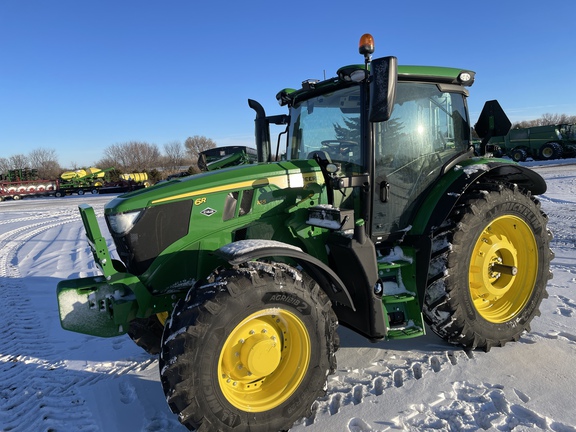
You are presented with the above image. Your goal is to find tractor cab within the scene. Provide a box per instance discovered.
[255,34,478,244]
[281,71,473,242]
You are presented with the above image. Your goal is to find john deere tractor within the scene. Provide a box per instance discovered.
[57,34,552,431]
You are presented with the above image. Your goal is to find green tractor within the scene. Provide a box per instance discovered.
[489,123,576,162]
[57,34,553,431]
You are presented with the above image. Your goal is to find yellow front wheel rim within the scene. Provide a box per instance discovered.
[469,215,538,323]
[156,312,169,326]
[218,309,310,412]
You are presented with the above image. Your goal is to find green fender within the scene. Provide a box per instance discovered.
[215,239,355,310]
[409,158,546,236]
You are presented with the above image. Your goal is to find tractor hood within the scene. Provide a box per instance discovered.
[104,159,324,216]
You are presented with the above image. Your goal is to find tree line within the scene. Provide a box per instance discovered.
[512,113,576,129]
[0,136,216,182]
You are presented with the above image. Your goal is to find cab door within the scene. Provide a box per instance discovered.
[371,82,471,241]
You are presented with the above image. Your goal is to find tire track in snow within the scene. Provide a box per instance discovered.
[539,198,576,341]
[0,206,154,431]
[293,340,576,432]
[296,348,478,425]
[0,211,104,431]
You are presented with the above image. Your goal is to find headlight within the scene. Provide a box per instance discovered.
[107,210,142,235]
[458,71,475,86]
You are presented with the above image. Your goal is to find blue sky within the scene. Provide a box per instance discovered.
[1,0,575,169]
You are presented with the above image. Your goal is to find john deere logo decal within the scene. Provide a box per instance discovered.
[200,207,217,217]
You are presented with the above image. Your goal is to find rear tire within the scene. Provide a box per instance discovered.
[160,262,338,431]
[423,182,553,351]
[538,142,563,160]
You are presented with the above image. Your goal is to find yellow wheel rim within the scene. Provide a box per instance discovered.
[156,312,169,326]
[218,308,310,412]
[469,215,538,323]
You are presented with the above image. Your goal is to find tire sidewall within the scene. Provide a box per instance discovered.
[449,191,549,339]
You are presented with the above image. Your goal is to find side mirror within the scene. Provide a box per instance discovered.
[369,56,398,122]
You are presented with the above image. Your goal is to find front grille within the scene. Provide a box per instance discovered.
[109,200,192,275]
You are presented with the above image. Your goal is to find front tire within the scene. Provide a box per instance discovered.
[424,182,553,351]
[510,147,528,162]
[127,313,168,355]
[160,262,338,431]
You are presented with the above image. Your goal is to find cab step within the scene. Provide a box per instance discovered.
[382,293,424,340]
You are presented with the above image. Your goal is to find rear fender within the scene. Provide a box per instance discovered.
[411,159,546,236]
[215,239,355,310]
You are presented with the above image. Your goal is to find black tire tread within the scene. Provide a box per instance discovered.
[423,181,553,352]
[127,315,165,355]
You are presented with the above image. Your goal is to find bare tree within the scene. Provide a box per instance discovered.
[8,154,29,170]
[0,158,9,176]
[184,135,217,162]
[28,148,61,179]
[163,140,190,173]
[539,113,576,126]
[97,141,162,173]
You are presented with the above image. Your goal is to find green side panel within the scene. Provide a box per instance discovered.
[99,159,331,291]
[104,160,323,213]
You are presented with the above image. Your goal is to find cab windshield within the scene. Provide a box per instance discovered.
[286,86,363,172]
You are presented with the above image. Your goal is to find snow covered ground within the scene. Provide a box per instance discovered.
[1,161,575,432]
